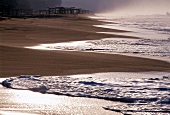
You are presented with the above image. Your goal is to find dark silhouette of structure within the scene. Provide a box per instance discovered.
[48,7,91,15]
[0,0,93,17]
[1,6,92,17]
[0,0,62,16]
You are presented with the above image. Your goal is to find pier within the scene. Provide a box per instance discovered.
[0,6,93,17]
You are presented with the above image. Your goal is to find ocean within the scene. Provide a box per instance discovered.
[103,15,170,36]
[2,15,170,115]
[92,14,170,59]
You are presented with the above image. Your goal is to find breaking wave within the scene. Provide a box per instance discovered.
[1,73,170,115]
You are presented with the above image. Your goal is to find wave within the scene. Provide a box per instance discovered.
[104,15,170,35]
[1,73,170,115]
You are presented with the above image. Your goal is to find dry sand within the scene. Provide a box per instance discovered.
[0,17,170,77]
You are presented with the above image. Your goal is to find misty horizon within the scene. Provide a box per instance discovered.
[62,0,170,16]
[1,0,170,16]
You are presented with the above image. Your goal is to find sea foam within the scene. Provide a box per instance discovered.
[26,15,170,62]
[2,72,170,115]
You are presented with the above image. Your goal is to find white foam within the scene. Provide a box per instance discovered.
[2,72,170,115]
[25,38,170,62]
[26,15,170,63]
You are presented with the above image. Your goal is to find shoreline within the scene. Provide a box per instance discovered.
[1,72,169,115]
[0,78,121,115]
[0,17,170,77]
[0,16,170,115]
[25,39,170,63]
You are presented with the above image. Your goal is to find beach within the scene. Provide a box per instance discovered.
[0,78,122,115]
[0,16,170,115]
[0,17,170,77]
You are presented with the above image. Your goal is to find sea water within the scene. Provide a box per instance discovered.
[1,72,170,115]
[93,15,170,59]
[97,15,170,35]
[88,15,169,58]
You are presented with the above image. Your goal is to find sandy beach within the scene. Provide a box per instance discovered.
[0,16,170,115]
[0,17,170,77]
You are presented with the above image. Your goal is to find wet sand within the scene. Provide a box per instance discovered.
[0,78,121,115]
[0,17,170,77]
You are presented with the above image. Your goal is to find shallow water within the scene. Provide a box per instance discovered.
[1,72,170,115]
[93,15,170,60]
[93,15,170,61]
[0,78,121,115]
[26,15,170,62]
[26,37,170,62]
[97,15,170,36]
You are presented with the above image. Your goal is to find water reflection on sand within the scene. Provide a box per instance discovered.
[0,79,121,115]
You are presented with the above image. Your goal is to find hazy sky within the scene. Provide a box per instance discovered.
[62,0,170,15]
